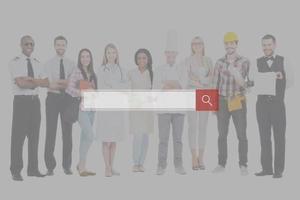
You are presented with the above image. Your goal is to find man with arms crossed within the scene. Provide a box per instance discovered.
[44,36,75,176]
[9,35,48,181]
[154,30,187,175]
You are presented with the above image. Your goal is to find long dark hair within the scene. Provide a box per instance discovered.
[77,48,97,89]
[134,48,153,87]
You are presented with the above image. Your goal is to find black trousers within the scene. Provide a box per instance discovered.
[256,95,286,174]
[10,95,41,175]
[44,92,73,171]
[217,96,248,167]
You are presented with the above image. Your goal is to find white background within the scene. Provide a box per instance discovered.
[0,0,299,199]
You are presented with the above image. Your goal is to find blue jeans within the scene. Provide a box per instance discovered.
[133,134,149,166]
[78,110,95,162]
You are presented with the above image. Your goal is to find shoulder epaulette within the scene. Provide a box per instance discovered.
[33,58,40,63]
[12,56,20,61]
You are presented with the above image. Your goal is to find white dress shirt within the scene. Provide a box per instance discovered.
[43,55,75,93]
[9,53,44,95]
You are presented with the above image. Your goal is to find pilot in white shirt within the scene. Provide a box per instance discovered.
[9,35,48,181]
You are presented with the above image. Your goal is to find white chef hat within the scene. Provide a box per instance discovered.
[165,29,178,52]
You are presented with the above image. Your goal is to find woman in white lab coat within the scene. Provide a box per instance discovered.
[96,43,128,177]
[128,48,154,172]
[185,36,214,170]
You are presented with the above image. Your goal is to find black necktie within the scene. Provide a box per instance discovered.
[60,59,65,79]
[266,56,275,61]
[59,59,66,93]
[27,58,34,78]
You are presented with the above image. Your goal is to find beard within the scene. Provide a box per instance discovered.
[226,48,235,55]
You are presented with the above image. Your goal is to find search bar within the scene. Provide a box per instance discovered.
[82,89,219,111]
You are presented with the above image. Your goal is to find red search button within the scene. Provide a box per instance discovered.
[196,89,219,111]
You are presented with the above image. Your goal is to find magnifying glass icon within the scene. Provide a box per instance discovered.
[201,95,213,107]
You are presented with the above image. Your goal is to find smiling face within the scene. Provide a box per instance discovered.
[137,52,148,68]
[165,51,177,65]
[21,36,34,57]
[54,39,67,56]
[224,41,238,55]
[80,50,91,68]
[262,38,276,57]
[191,37,204,55]
[106,47,118,64]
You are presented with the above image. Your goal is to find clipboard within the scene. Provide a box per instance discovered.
[79,80,91,90]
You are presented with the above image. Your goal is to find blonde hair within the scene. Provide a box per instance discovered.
[191,36,205,56]
[102,43,120,66]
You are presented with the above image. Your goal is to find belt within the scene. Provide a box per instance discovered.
[14,95,39,100]
[47,92,65,96]
[258,95,276,100]
[257,95,284,103]
[220,95,246,100]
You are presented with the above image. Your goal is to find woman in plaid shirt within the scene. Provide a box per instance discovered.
[66,48,97,177]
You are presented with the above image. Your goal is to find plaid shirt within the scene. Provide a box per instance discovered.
[66,68,96,97]
[66,68,84,97]
[212,54,250,97]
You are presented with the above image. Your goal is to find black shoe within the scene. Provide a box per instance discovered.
[46,170,54,176]
[273,173,283,179]
[27,171,46,177]
[12,174,23,181]
[64,169,73,175]
[255,171,273,176]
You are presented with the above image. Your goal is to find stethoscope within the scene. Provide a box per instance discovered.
[103,64,124,81]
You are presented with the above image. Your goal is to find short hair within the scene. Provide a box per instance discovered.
[20,35,34,44]
[54,35,67,44]
[262,34,276,43]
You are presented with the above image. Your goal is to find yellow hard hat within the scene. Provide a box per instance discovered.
[224,32,239,42]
